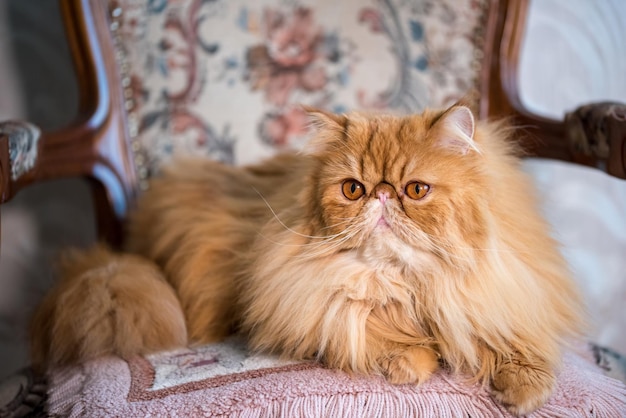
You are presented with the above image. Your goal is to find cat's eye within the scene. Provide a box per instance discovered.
[405,181,430,200]
[342,180,365,200]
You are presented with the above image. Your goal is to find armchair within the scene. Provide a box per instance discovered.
[1,0,625,416]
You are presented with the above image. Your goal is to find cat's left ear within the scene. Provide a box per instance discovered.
[303,106,346,130]
[302,106,347,154]
[433,105,480,155]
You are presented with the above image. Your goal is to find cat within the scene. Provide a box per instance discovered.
[31,104,583,415]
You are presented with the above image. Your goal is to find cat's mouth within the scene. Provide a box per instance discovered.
[371,204,396,234]
[376,216,390,228]
[372,215,400,239]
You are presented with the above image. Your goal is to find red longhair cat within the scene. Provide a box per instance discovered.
[31,105,583,415]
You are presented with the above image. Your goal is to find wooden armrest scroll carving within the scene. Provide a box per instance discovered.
[0,120,42,203]
[566,102,626,179]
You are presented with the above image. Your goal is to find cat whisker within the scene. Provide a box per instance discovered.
[293,223,365,259]
[255,217,364,254]
[429,242,475,266]
[256,226,356,249]
[255,232,319,248]
[425,233,530,255]
[250,186,348,240]
[393,227,475,266]
[320,219,355,230]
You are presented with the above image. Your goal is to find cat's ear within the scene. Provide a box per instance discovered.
[303,106,346,130]
[432,105,480,155]
[302,106,347,154]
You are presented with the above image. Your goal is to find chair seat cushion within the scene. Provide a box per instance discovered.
[42,337,626,417]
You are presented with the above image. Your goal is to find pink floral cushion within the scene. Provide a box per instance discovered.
[45,338,626,417]
[110,0,489,173]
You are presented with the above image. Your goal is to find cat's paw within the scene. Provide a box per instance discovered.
[491,358,555,416]
[381,346,439,385]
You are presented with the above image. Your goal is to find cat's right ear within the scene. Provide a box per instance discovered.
[432,105,480,155]
[302,106,348,155]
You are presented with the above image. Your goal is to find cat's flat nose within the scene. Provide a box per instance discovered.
[372,183,395,204]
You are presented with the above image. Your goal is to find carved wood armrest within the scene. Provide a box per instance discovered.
[0,120,42,203]
[566,102,626,179]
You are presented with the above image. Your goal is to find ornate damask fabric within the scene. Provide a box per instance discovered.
[112,0,487,172]
[40,339,626,417]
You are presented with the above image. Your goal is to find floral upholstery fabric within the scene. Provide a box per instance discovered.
[111,0,488,172]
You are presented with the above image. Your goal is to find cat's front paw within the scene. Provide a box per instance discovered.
[491,358,555,416]
[381,346,439,385]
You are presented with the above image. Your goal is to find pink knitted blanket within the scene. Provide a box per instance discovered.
[46,338,626,417]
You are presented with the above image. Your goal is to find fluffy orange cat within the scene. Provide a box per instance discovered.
[31,105,583,415]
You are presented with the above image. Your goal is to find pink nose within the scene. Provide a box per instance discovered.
[372,183,395,204]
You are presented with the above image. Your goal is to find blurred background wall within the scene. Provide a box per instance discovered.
[0,0,95,380]
[0,0,624,380]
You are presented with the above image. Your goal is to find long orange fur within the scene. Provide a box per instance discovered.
[31,105,583,415]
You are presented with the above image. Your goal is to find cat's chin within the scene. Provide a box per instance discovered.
[368,217,398,235]
[367,220,401,248]
[362,228,435,274]
[376,217,391,228]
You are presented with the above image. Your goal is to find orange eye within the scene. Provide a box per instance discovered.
[342,180,365,200]
[405,181,430,200]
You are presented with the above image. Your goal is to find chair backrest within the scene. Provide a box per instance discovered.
[1,0,623,248]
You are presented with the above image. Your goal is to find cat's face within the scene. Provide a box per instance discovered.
[306,106,490,270]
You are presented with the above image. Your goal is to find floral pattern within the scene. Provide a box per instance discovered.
[244,7,330,107]
[112,0,487,171]
[145,335,301,391]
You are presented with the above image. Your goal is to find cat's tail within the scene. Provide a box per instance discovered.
[30,245,187,371]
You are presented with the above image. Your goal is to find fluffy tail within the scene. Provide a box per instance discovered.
[31,245,187,371]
